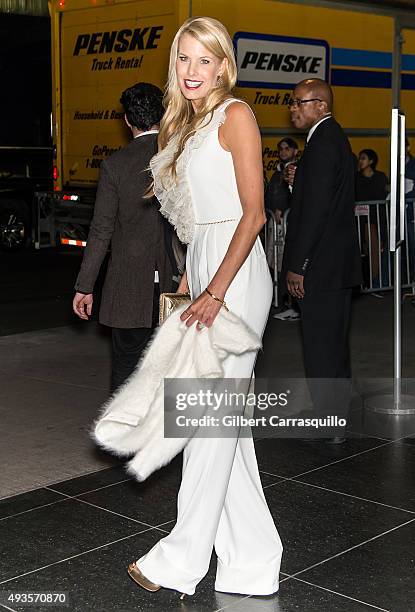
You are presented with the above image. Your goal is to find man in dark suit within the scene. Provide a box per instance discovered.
[73,82,177,391]
[282,78,361,440]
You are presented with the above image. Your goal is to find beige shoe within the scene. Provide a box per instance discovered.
[127,561,187,600]
[127,562,161,593]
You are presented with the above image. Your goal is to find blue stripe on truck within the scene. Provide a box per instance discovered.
[332,48,392,70]
[332,47,415,72]
[331,68,392,88]
[331,68,415,90]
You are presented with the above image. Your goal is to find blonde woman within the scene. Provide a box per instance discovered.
[127,16,283,598]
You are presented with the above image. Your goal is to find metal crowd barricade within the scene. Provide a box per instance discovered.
[264,208,290,308]
[264,209,278,307]
[355,199,415,294]
[263,201,415,300]
[355,200,391,292]
[403,198,415,296]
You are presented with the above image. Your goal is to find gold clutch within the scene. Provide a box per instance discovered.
[159,292,191,325]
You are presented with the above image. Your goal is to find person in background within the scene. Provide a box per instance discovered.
[405,139,415,281]
[265,138,300,321]
[282,78,361,444]
[356,149,388,201]
[356,148,388,287]
[265,138,298,222]
[405,138,415,194]
[73,82,177,391]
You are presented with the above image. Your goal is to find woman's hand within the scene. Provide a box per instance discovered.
[180,290,222,329]
[283,163,297,186]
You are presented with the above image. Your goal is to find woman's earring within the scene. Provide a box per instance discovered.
[217,74,224,86]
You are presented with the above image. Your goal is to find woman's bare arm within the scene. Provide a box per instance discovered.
[177,270,189,293]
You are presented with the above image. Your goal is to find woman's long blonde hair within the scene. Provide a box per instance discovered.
[158,16,237,181]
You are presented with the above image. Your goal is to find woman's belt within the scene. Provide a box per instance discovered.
[194,218,237,225]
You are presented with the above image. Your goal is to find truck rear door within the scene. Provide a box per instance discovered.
[59,0,180,187]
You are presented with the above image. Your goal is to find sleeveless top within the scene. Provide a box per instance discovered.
[149,99,252,244]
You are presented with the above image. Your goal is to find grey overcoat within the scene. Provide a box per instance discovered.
[75,134,175,328]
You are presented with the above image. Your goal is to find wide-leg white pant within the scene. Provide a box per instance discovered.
[137,354,283,596]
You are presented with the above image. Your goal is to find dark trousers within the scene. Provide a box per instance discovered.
[110,285,159,392]
[298,288,352,421]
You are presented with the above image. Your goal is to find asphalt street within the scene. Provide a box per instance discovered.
[0,247,102,336]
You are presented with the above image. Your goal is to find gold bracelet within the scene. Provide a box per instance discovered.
[205,287,228,311]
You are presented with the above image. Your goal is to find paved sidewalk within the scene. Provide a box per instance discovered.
[0,293,414,611]
[0,324,115,498]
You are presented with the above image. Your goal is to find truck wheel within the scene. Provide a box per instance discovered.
[0,204,29,250]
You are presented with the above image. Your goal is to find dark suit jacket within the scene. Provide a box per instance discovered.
[282,117,362,291]
[75,134,175,328]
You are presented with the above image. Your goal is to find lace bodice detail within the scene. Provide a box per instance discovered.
[149,102,233,244]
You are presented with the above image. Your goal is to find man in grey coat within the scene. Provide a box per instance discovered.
[73,82,176,391]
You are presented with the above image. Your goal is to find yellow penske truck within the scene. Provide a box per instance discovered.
[35,0,415,247]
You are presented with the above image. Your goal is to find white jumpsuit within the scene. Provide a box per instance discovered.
[138,99,283,596]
